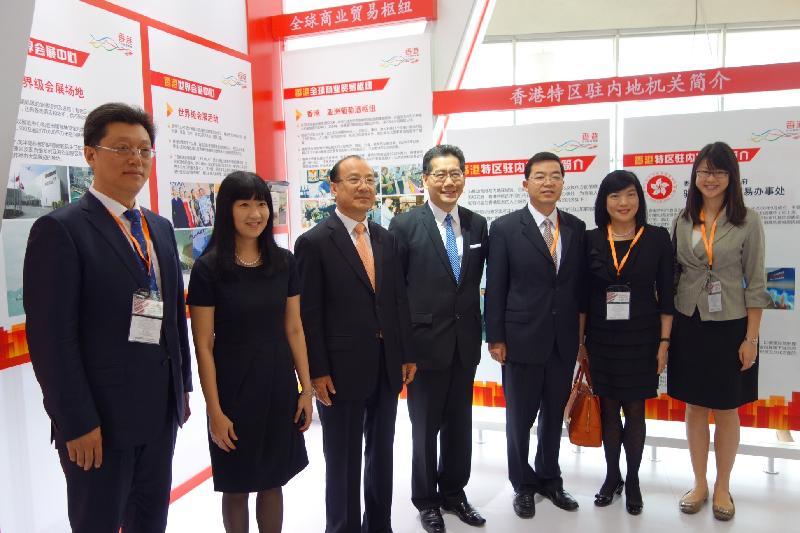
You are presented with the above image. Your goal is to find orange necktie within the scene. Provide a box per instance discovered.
[354,222,375,290]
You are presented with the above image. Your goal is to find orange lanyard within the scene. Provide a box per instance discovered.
[108,208,154,273]
[699,209,721,269]
[607,225,645,277]
[549,216,560,257]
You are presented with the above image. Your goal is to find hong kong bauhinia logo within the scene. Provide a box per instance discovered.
[646,173,674,201]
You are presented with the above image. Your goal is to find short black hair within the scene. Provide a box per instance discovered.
[524,151,564,179]
[422,144,465,174]
[684,141,747,226]
[328,155,366,183]
[594,170,648,229]
[83,103,156,147]
[203,171,284,276]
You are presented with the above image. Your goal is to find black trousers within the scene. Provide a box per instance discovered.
[317,347,398,533]
[502,352,574,494]
[407,352,476,510]
[56,411,178,533]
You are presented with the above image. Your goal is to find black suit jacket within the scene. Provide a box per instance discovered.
[389,203,488,370]
[294,212,413,400]
[485,206,587,365]
[23,193,192,448]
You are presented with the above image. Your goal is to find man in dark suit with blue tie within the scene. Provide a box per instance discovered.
[485,152,587,519]
[24,103,192,532]
[295,155,416,533]
[389,145,488,532]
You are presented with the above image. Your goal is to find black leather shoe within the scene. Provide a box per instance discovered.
[625,481,643,515]
[419,508,445,533]
[594,480,624,507]
[538,487,579,511]
[442,500,486,526]
[512,492,535,518]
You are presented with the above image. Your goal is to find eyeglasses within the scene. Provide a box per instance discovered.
[696,169,729,179]
[427,170,464,183]
[529,174,563,183]
[341,175,376,187]
[94,145,155,160]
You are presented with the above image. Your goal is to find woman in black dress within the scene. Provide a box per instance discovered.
[670,142,770,521]
[581,170,673,515]
[188,171,312,533]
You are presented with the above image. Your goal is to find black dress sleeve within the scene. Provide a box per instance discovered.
[286,249,300,297]
[187,256,216,306]
[653,226,676,315]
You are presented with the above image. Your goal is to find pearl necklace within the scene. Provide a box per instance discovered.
[235,252,261,267]
[611,227,635,239]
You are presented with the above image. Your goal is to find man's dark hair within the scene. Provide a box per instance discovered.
[83,103,156,147]
[683,141,747,226]
[328,155,366,182]
[422,144,466,174]
[594,170,648,229]
[524,151,564,179]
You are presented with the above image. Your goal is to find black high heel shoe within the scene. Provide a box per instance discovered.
[594,480,624,507]
[625,479,643,515]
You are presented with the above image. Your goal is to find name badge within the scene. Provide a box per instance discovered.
[606,285,631,321]
[707,279,722,313]
[129,290,163,344]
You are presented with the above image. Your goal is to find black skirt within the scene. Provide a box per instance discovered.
[668,310,757,410]
[587,338,659,401]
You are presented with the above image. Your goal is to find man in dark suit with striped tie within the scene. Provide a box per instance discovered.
[389,145,488,532]
[485,151,587,519]
[24,103,192,532]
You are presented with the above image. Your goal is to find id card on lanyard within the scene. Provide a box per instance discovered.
[605,225,644,321]
[107,208,163,342]
[700,210,722,313]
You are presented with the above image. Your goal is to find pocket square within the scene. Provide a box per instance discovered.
[469,243,482,249]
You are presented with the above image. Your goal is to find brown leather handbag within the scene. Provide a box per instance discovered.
[563,358,602,447]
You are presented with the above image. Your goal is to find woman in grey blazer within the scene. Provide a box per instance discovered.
[669,142,770,522]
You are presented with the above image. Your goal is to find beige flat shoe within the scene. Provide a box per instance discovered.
[679,489,708,515]
[712,493,735,521]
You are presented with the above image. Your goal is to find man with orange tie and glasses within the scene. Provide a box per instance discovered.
[294,155,416,533]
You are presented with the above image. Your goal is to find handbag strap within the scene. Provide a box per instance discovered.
[572,357,594,389]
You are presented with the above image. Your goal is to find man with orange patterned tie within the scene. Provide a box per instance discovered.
[295,155,416,533]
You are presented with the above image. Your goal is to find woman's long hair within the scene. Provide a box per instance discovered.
[683,142,747,226]
[202,171,285,277]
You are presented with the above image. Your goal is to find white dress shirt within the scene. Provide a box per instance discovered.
[527,202,561,272]
[428,201,463,258]
[336,208,372,252]
[89,185,162,294]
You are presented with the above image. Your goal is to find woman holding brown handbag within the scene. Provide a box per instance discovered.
[581,170,674,515]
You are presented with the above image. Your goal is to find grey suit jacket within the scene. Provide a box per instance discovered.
[673,207,771,320]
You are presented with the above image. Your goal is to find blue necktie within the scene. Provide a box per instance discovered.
[444,213,460,282]
[123,209,158,293]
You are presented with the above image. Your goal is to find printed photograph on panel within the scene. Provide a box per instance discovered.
[170,181,217,228]
[3,220,34,318]
[5,164,69,219]
[300,168,332,198]
[175,228,213,274]
[767,267,795,310]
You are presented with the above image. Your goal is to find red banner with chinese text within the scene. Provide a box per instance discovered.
[28,37,89,67]
[465,156,596,177]
[284,78,389,99]
[433,62,800,115]
[273,0,437,38]
[151,71,221,100]
[623,148,761,167]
